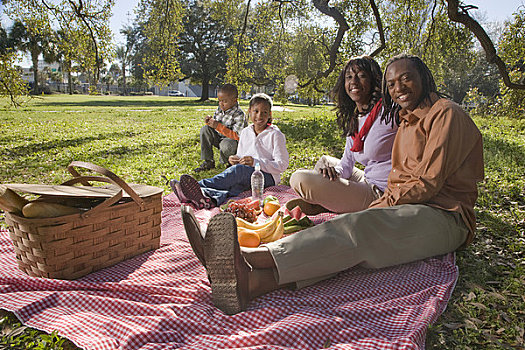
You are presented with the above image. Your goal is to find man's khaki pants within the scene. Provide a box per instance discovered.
[265,204,468,288]
[290,155,381,213]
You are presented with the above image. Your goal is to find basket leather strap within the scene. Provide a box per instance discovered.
[67,161,145,209]
[61,176,125,217]
[81,189,124,219]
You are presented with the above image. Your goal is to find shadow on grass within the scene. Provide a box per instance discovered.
[29,98,219,108]
[4,131,143,158]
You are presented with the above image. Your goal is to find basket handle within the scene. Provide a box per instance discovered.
[61,175,125,218]
[67,161,145,209]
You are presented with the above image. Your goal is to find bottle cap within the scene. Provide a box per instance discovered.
[255,163,260,171]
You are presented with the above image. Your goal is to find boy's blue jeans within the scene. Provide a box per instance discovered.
[199,164,275,205]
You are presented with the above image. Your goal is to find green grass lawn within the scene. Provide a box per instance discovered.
[1,94,524,349]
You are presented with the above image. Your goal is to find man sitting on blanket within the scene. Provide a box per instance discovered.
[181,53,485,315]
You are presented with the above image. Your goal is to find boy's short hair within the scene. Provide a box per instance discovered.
[249,93,273,110]
[218,84,238,99]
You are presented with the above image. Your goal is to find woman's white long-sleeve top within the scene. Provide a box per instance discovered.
[236,124,289,184]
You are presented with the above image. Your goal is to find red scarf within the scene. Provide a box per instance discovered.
[350,99,383,152]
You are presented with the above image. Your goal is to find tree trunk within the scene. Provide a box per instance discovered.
[121,62,127,95]
[31,50,39,94]
[68,71,73,94]
[201,77,210,101]
[199,73,210,101]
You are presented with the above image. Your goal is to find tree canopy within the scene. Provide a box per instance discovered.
[0,0,523,108]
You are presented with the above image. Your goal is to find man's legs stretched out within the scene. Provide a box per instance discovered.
[182,204,468,314]
[182,206,282,314]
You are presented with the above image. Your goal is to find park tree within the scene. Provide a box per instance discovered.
[8,20,54,94]
[0,23,28,106]
[223,0,523,107]
[226,1,305,97]
[134,0,184,88]
[495,8,525,117]
[115,25,136,95]
[1,0,523,106]
[178,0,242,101]
[0,49,29,106]
[4,0,114,91]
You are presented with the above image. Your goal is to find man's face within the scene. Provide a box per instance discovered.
[385,59,424,112]
[217,91,237,112]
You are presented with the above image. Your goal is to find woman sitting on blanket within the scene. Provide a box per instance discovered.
[288,55,398,215]
[171,93,289,209]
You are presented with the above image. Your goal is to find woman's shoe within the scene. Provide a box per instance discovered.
[169,179,190,203]
[179,174,213,209]
[285,198,327,215]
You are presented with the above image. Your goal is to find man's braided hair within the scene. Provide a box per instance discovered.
[381,53,440,127]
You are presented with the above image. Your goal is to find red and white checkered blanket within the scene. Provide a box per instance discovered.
[0,185,458,350]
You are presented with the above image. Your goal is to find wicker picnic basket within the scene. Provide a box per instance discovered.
[3,161,163,280]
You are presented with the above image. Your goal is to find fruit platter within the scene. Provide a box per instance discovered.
[221,195,315,248]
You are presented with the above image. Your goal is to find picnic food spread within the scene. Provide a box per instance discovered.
[225,195,316,247]
[236,211,284,246]
[221,197,261,222]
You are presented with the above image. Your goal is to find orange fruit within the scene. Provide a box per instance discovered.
[263,200,281,216]
[237,228,261,247]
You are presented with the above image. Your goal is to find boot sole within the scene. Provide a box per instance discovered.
[204,212,249,315]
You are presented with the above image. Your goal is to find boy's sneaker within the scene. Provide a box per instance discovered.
[179,174,214,209]
[194,160,215,172]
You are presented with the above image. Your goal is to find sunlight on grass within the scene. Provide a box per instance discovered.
[1,95,524,350]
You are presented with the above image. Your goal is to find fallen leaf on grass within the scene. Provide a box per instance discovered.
[470,302,489,310]
[444,323,464,329]
[499,311,512,323]
[464,319,478,329]
[488,291,507,301]
[465,291,477,301]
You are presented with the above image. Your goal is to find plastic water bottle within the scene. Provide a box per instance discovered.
[251,163,264,207]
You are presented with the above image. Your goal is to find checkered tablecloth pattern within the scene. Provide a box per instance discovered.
[0,185,458,350]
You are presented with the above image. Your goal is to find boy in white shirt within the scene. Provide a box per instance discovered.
[173,93,289,208]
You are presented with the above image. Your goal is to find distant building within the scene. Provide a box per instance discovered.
[20,61,63,83]
[153,79,218,98]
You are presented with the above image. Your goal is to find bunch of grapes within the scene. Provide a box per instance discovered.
[224,202,258,222]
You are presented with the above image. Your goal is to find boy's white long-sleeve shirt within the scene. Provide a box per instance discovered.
[236,124,289,184]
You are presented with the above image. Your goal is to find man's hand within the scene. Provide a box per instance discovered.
[319,166,339,181]
[239,156,254,167]
[229,155,240,165]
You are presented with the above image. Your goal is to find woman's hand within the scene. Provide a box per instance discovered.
[239,156,254,167]
[229,155,240,165]
[319,166,339,181]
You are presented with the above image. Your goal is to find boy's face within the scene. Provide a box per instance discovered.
[385,58,423,112]
[217,91,237,112]
[249,101,271,132]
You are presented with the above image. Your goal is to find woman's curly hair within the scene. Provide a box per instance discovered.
[331,56,383,137]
